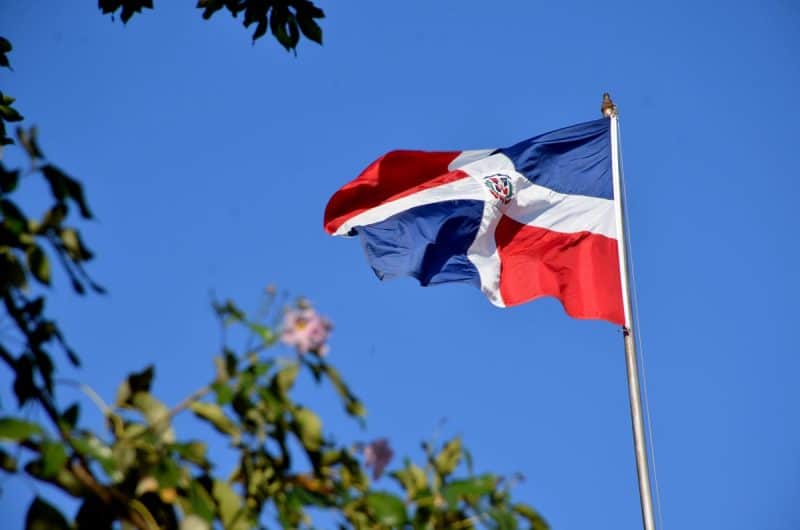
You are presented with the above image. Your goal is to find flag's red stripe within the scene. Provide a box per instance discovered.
[324,150,464,234]
[496,216,624,325]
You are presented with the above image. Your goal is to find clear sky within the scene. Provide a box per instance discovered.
[1,1,799,529]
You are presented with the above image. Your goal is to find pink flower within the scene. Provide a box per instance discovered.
[280,307,332,356]
[363,438,394,480]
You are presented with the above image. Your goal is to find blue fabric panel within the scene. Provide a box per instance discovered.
[354,200,483,287]
[496,118,613,200]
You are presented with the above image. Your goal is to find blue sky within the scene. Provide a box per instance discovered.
[1,1,799,528]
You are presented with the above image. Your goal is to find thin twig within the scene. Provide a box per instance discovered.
[55,378,113,416]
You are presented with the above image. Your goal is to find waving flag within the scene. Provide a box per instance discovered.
[324,118,624,324]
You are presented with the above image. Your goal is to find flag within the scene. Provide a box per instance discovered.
[324,118,624,325]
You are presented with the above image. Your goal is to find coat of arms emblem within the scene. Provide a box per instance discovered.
[483,174,514,204]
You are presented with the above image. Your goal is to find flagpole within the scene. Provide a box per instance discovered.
[609,110,657,530]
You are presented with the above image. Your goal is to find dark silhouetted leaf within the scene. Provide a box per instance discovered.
[296,15,322,44]
[17,127,44,160]
[65,347,81,367]
[12,354,36,406]
[99,0,154,24]
[0,103,23,122]
[270,6,292,50]
[41,165,93,218]
[0,250,27,289]
[25,497,70,530]
[117,364,155,405]
[0,448,17,471]
[0,37,12,69]
[1,198,27,235]
[75,497,114,530]
[0,163,19,193]
[60,403,80,430]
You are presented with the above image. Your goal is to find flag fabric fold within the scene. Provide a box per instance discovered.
[323,118,624,325]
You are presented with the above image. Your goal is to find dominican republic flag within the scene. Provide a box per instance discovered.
[324,118,624,325]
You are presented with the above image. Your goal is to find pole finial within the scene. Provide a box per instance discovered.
[601,92,618,118]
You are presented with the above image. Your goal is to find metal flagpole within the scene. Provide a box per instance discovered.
[608,103,657,530]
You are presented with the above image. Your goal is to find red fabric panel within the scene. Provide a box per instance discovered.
[324,150,464,234]
[496,216,624,325]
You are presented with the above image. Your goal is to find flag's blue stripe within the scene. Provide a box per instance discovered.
[354,200,483,288]
[496,118,613,200]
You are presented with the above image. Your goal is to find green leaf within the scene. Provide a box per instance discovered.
[186,480,216,522]
[294,407,322,451]
[71,434,116,477]
[40,440,68,478]
[213,350,237,382]
[514,504,549,530]
[434,437,462,477]
[392,461,427,499]
[441,475,496,507]
[212,480,252,530]
[129,391,175,442]
[190,402,239,438]
[490,507,519,530]
[345,398,366,419]
[25,497,70,530]
[365,492,407,527]
[322,363,366,418]
[27,246,51,285]
[248,322,275,345]
[0,417,43,441]
[59,228,92,261]
[116,365,155,405]
[276,362,299,395]
[172,441,209,469]
[211,381,233,405]
[154,458,182,489]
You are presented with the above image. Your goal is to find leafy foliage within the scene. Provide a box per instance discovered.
[0,25,548,530]
[3,290,549,529]
[99,0,325,51]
